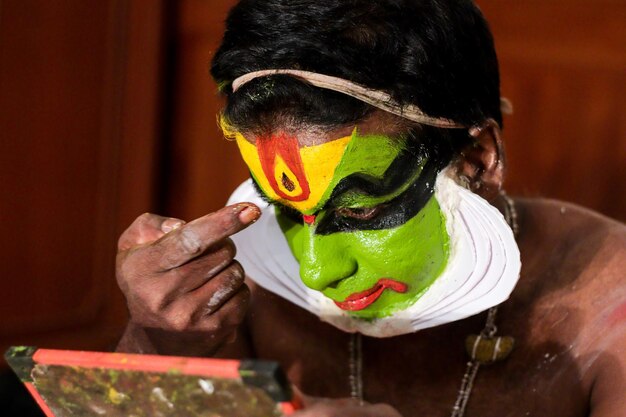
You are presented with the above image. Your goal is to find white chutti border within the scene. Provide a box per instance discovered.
[228,172,521,337]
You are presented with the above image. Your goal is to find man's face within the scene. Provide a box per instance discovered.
[233,122,451,319]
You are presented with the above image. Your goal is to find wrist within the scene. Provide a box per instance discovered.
[115,321,157,354]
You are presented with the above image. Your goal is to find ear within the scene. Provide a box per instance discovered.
[453,119,506,202]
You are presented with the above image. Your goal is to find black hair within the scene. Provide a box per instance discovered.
[211,0,502,134]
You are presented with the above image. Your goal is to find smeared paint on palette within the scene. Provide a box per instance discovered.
[5,347,296,417]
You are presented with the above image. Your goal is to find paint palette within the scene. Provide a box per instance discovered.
[5,346,297,417]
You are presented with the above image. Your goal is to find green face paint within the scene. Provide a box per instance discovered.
[309,130,407,213]
[278,197,449,319]
[273,130,450,319]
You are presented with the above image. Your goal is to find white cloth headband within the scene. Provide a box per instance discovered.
[231,69,513,129]
[231,69,466,129]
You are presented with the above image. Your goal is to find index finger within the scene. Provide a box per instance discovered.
[149,203,261,271]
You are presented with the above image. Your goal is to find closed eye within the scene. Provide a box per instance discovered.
[277,204,303,223]
[335,205,385,221]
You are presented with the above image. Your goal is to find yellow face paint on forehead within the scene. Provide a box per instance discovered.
[234,131,352,214]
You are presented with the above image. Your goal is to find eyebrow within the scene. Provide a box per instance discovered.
[326,184,402,210]
[251,178,278,204]
[323,145,426,209]
[250,177,299,215]
[250,142,426,218]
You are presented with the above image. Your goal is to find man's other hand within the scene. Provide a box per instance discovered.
[290,389,403,417]
[115,203,261,357]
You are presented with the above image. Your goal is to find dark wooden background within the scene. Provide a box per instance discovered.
[1,0,624,382]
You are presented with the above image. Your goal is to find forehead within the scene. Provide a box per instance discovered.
[235,126,420,215]
[239,110,413,146]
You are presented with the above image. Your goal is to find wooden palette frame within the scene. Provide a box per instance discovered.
[5,346,298,416]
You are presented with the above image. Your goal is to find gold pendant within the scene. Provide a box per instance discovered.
[465,334,515,364]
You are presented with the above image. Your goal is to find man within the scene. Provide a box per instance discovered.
[116,0,626,415]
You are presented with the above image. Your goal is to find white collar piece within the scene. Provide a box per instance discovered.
[228,172,521,337]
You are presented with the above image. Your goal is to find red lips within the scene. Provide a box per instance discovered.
[334,279,408,311]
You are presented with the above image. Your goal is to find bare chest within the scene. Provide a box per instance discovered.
[248,288,589,417]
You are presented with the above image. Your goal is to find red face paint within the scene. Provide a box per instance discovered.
[257,133,311,202]
[303,214,316,225]
[334,279,408,311]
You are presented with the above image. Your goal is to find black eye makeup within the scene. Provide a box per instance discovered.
[313,138,450,235]
[256,129,455,235]
[335,205,386,221]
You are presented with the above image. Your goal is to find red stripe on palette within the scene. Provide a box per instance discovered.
[32,349,241,379]
[25,382,56,417]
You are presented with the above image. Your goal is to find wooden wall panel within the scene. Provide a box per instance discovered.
[0,0,167,363]
[478,0,626,221]
[165,1,625,223]
[163,0,247,221]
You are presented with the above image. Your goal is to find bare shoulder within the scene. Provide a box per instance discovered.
[514,197,625,315]
[516,197,625,288]
[512,197,626,414]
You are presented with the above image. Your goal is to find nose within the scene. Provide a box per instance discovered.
[298,226,357,291]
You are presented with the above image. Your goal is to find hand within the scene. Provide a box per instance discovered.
[290,391,402,417]
[115,203,261,357]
